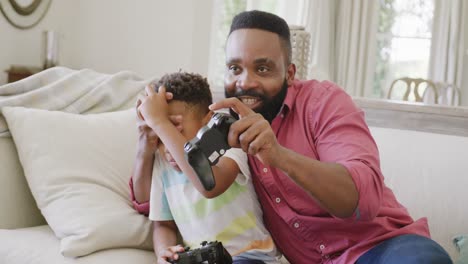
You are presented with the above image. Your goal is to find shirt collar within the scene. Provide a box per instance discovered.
[280,80,300,115]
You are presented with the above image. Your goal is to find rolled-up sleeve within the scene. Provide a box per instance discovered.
[311,86,384,221]
[129,176,150,216]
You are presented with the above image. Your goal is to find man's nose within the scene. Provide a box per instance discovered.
[236,71,259,91]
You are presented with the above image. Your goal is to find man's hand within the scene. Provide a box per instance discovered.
[156,245,185,264]
[209,97,283,166]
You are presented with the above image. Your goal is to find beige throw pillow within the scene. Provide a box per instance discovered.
[2,107,152,257]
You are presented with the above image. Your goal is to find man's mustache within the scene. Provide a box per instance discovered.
[228,90,268,101]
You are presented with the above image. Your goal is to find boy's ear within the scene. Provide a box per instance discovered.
[202,110,214,125]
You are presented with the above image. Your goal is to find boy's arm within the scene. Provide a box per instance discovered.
[153,220,184,262]
[151,122,240,198]
[130,149,155,206]
[138,86,240,198]
[130,99,159,212]
[131,93,181,214]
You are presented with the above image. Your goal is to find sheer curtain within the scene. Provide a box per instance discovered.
[301,0,336,82]
[300,0,378,97]
[429,0,467,105]
[207,0,379,97]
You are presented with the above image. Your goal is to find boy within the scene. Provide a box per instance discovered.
[137,72,280,264]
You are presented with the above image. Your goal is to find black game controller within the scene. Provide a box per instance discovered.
[169,241,232,264]
[184,113,236,191]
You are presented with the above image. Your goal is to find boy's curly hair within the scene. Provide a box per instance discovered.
[152,72,212,115]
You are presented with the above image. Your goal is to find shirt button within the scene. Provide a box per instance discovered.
[263,168,268,173]
[319,244,325,250]
[293,222,300,228]
[280,114,284,118]
[275,197,281,203]
[324,255,329,259]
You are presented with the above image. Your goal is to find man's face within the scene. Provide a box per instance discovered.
[224,29,295,122]
[158,101,207,171]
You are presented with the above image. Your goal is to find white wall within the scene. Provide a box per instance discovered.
[0,0,214,84]
[0,1,72,84]
[462,3,468,106]
[370,126,468,260]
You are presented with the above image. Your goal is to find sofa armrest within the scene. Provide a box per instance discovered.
[0,136,45,229]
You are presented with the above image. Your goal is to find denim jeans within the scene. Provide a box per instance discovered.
[356,234,452,264]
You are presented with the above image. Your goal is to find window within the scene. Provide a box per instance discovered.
[208,0,278,92]
[374,0,435,99]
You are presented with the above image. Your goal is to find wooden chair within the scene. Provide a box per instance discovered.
[434,82,461,106]
[387,77,438,104]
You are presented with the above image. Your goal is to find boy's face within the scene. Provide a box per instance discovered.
[159,100,209,171]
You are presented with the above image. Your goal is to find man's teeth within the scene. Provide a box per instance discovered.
[241,98,258,105]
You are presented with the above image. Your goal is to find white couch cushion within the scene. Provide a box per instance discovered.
[0,226,155,264]
[370,126,468,260]
[2,107,152,257]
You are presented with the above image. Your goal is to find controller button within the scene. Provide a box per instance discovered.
[184,142,192,151]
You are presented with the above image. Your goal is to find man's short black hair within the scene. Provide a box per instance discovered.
[229,10,292,63]
[152,72,212,115]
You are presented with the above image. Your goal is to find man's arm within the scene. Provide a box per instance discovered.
[209,96,377,219]
[270,146,358,218]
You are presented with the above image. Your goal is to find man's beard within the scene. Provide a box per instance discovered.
[225,79,288,123]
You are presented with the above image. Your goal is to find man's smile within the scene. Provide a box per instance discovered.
[238,96,263,109]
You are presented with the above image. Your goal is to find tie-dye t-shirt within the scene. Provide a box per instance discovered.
[149,148,280,263]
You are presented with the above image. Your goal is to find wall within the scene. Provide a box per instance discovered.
[0,0,73,84]
[462,2,468,106]
[0,0,214,84]
[370,126,468,260]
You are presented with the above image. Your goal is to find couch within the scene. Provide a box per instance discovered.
[1,71,467,263]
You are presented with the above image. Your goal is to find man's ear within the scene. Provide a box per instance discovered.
[286,63,296,85]
[202,110,214,125]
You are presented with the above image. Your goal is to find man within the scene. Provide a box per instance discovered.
[209,10,452,264]
[131,10,452,264]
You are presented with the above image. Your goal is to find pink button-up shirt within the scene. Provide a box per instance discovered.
[248,80,429,264]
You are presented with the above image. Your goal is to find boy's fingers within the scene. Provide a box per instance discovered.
[158,249,174,259]
[158,86,167,97]
[173,244,185,252]
[137,106,145,121]
[165,92,173,100]
[135,98,142,118]
[169,115,183,124]
[145,84,156,95]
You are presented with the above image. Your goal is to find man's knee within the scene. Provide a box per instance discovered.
[357,234,453,264]
[395,234,452,264]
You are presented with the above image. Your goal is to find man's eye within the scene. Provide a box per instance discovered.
[258,66,269,73]
[229,65,239,72]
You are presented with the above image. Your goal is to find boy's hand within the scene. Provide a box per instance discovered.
[136,96,182,157]
[156,245,186,264]
[138,85,173,129]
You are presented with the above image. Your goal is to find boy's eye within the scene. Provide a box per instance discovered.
[258,66,269,73]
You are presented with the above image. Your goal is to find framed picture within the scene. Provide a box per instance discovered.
[0,0,52,29]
